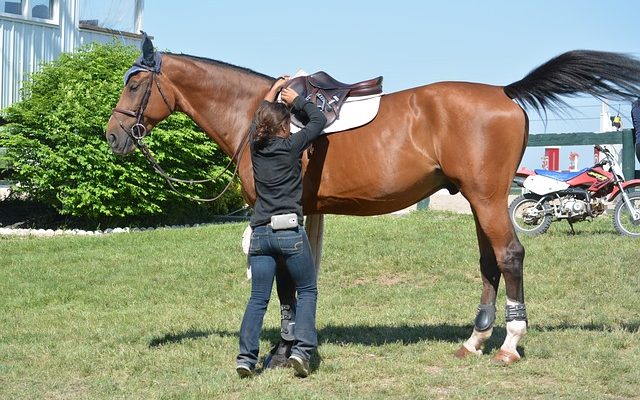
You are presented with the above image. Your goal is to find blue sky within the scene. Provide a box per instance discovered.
[143,1,640,170]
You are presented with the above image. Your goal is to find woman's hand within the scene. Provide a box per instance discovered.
[264,75,290,102]
[272,75,289,90]
[280,87,299,106]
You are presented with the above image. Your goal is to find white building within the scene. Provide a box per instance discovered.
[1,0,144,110]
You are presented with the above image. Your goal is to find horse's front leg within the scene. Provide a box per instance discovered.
[262,261,297,368]
[305,214,324,273]
[265,214,325,368]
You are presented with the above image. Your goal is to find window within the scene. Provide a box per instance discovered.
[1,0,56,22]
[79,0,138,33]
[1,1,23,15]
[30,0,51,19]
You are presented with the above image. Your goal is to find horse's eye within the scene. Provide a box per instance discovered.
[129,82,140,92]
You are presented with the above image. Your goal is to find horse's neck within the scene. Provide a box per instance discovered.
[162,55,271,202]
[163,55,269,153]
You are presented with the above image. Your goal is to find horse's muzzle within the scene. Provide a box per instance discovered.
[106,131,136,155]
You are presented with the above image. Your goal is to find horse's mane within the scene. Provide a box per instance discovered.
[165,52,275,81]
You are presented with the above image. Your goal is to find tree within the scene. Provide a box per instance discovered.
[0,42,244,225]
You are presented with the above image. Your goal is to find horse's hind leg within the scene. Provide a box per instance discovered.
[458,200,527,364]
[455,215,501,358]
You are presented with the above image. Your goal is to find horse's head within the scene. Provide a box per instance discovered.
[106,33,175,155]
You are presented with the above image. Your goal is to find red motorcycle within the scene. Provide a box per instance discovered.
[509,145,640,237]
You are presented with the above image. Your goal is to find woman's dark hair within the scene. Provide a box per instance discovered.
[253,102,290,148]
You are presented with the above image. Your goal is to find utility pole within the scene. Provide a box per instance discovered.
[599,102,613,133]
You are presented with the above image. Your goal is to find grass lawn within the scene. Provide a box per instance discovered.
[1,211,638,399]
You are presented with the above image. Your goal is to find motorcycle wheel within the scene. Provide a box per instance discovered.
[508,194,552,236]
[612,191,640,238]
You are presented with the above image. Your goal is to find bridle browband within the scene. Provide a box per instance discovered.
[111,69,251,203]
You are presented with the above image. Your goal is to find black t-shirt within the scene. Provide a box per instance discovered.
[249,96,326,228]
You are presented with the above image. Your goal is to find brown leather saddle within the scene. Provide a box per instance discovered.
[286,71,383,127]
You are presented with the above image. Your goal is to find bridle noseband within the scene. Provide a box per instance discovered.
[110,69,251,203]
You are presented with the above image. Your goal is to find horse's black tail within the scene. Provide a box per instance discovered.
[504,50,640,114]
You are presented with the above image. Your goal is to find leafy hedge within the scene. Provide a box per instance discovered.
[0,42,244,225]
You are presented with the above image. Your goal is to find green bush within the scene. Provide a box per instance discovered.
[0,42,244,225]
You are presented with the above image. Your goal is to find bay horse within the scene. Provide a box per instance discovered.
[106,35,640,364]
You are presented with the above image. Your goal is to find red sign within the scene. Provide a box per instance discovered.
[545,147,560,171]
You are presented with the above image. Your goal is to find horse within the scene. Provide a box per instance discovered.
[106,34,640,365]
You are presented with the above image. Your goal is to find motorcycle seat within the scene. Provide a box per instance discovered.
[533,167,589,181]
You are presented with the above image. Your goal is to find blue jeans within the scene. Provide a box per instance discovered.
[237,225,318,368]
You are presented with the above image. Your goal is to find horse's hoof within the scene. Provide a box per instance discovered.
[454,345,479,359]
[263,340,293,369]
[491,349,520,365]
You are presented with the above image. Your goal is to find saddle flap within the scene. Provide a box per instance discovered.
[285,76,308,99]
[285,76,348,127]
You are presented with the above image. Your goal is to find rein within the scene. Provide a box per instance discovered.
[111,70,250,203]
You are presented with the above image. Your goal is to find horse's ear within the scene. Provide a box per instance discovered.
[140,31,155,68]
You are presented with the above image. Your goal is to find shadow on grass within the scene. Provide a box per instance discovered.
[148,320,639,354]
[317,324,473,345]
[532,321,640,333]
[149,330,214,347]
[148,324,476,349]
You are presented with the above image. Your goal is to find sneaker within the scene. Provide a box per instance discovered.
[236,364,254,379]
[289,354,310,378]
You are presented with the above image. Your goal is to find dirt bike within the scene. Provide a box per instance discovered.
[509,145,640,237]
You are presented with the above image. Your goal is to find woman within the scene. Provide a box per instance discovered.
[236,77,327,378]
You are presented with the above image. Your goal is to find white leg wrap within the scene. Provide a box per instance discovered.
[500,320,527,357]
[242,224,252,280]
[501,299,527,357]
[463,327,494,355]
[241,224,252,255]
[305,214,324,274]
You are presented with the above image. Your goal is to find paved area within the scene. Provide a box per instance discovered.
[393,189,518,215]
[427,189,473,214]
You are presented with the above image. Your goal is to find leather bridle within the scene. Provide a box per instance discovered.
[112,71,172,143]
[110,70,250,203]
